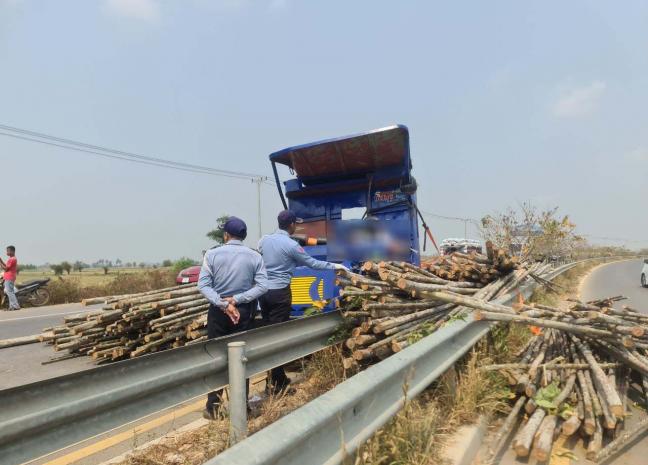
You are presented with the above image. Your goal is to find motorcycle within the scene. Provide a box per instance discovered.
[0,277,51,308]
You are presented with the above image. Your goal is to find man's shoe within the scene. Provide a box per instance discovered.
[266,379,296,396]
[202,407,217,421]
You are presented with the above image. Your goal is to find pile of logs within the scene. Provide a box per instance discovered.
[337,248,542,370]
[420,241,519,285]
[41,284,210,363]
[474,295,648,464]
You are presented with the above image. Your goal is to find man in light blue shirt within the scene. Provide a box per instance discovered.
[198,216,268,418]
[258,210,346,393]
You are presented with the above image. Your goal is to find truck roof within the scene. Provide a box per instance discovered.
[269,125,411,182]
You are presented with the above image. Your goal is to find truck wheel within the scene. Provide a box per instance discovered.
[642,274,647,288]
[29,288,51,307]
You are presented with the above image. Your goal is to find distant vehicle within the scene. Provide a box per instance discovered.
[641,259,648,288]
[439,238,482,256]
[0,277,51,307]
[176,265,200,284]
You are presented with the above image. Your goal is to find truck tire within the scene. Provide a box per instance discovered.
[642,274,647,288]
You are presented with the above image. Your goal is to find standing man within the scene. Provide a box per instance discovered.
[198,217,268,419]
[258,210,347,393]
[0,245,20,311]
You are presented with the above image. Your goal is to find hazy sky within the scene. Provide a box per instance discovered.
[1,0,647,264]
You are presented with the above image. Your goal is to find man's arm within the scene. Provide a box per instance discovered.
[290,243,336,270]
[197,255,228,309]
[0,258,5,270]
[232,256,268,304]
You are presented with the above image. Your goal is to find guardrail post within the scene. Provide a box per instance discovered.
[228,341,248,443]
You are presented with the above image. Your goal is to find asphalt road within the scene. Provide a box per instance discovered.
[0,302,101,389]
[580,258,648,311]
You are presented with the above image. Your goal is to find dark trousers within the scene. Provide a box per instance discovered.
[205,301,256,412]
[259,286,292,387]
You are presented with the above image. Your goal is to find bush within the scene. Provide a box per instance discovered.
[51,264,64,276]
[173,257,198,273]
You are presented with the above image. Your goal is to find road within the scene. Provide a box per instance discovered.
[580,258,648,311]
[0,302,102,389]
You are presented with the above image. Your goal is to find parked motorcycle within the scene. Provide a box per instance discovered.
[0,277,51,308]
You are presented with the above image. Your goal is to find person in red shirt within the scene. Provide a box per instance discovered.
[1,245,20,310]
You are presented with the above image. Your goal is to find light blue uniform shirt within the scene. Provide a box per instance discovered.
[258,229,335,289]
[198,240,268,309]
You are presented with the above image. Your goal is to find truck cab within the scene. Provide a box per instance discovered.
[269,125,420,315]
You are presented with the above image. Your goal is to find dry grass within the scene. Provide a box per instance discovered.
[45,269,176,305]
[17,267,156,287]
[351,341,510,465]
[115,346,347,465]
[528,259,604,306]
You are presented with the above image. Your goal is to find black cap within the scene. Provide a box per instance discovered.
[223,216,247,239]
[278,210,303,228]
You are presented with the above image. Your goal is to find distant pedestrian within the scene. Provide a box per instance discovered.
[258,210,348,394]
[1,245,20,311]
[197,217,268,419]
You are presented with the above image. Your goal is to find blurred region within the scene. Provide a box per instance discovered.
[328,219,411,263]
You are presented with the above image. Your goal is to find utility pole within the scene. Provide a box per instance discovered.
[252,177,266,241]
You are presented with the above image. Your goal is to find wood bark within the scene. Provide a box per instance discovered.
[513,408,546,457]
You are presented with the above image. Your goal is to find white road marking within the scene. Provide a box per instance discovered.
[0,310,89,323]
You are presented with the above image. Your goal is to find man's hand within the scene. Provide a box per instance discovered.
[224,302,240,325]
[333,263,349,272]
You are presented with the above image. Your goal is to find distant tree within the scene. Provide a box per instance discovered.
[162,259,173,267]
[115,259,122,267]
[103,266,110,275]
[17,264,37,272]
[206,214,231,244]
[51,264,64,276]
[173,257,198,273]
[61,261,72,275]
[73,261,87,273]
[139,262,147,268]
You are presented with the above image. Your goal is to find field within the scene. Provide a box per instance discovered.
[13,267,179,306]
[17,267,165,287]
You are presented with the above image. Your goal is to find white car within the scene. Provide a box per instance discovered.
[642,259,648,288]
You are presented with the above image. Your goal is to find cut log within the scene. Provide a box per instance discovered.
[532,414,558,462]
[513,408,546,457]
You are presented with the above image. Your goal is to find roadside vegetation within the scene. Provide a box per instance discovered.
[14,256,199,306]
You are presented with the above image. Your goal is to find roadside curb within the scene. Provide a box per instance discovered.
[441,415,489,465]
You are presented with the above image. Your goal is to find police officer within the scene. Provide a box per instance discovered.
[258,210,347,393]
[198,216,268,419]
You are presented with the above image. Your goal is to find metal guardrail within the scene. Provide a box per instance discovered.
[0,259,604,465]
[208,262,582,465]
[0,310,342,465]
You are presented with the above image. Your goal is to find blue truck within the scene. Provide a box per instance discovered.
[269,125,423,315]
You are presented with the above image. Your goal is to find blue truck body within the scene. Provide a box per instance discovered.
[269,125,420,315]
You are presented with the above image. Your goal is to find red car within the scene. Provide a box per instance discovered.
[176,265,201,284]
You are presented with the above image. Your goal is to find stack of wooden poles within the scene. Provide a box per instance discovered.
[421,241,519,284]
[41,284,210,363]
[337,248,546,370]
[469,296,648,464]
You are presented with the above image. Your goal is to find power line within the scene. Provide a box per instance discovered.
[0,123,269,181]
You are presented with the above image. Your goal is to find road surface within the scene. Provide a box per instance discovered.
[0,302,101,389]
[580,258,648,311]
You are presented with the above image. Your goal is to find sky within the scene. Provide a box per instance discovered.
[1,0,647,264]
